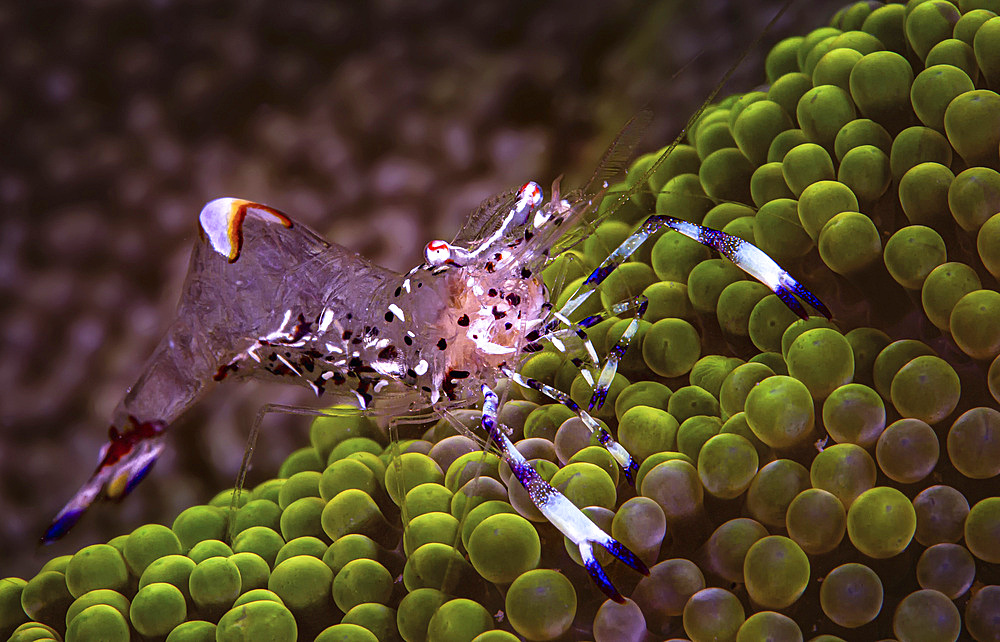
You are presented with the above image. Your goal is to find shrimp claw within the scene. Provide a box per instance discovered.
[557,215,830,323]
[42,417,167,544]
[481,385,648,603]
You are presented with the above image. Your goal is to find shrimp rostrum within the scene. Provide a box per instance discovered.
[42,115,829,602]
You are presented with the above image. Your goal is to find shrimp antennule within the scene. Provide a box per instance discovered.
[481,385,648,603]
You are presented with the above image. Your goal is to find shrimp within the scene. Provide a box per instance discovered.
[38,3,835,605]
[40,100,829,600]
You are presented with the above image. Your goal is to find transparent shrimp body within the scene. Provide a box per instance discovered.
[40,182,589,536]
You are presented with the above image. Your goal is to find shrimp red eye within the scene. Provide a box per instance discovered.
[518,181,543,210]
[425,240,452,266]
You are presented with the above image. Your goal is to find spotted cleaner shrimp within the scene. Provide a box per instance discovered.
[41,103,829,602]
[39,9,834,604]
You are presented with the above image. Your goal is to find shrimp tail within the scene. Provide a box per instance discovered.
[41,418,166,544]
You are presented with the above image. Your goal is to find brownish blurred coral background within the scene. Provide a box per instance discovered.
[0,0,845,578]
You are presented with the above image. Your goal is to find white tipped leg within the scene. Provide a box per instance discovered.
[500,370,638,484]
[480,385,648,603]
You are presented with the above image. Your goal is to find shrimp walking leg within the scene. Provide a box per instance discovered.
[586,295,649,412]
[502,366,639,484]
[526,293,652,384]
[228,402,378,536]
[480,385,648,603]
[229,393,441,523]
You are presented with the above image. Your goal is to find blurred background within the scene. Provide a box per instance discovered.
[0,0,846,577]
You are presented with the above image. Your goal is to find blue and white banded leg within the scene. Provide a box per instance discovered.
[585,294,648,412]
[480,385,649,603]
[556,215,831,322]
[501,366,639,484]
[527,294,649,414]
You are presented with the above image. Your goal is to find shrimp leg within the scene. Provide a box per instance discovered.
[480,385,648,603]
[501,367,638,484]
[530,297,650,414]
[556,216,831,323]
[584,294,649,412]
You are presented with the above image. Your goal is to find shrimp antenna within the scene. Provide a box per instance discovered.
[452,186,522,247]
[580,109,654,197]
[585,0,801,230]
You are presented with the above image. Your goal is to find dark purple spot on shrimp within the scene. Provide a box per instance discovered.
[506,294,521,306]
[436,338,447,350]
[457,314,470,327]
[290,314,312,342]
[213,362,238,382]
